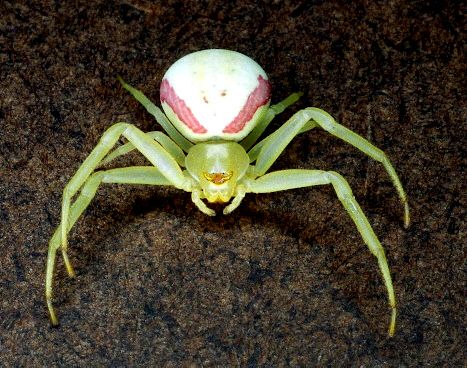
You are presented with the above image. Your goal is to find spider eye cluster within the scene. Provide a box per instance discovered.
[160,49,271,143]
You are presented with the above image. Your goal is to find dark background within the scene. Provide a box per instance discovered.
[0,1,464,366]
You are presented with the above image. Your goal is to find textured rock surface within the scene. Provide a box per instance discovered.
[0,1,464,366]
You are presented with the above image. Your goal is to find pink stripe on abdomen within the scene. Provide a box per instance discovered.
[222,76,271,134]
[160,79,207,134]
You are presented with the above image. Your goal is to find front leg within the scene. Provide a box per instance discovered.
[99,131,186,168]
[250,108,410,228]
[247,169,397,336]
[47,166,172,325]
[59,123,187,277]
[303,108,410,227]
[60,123,128,276]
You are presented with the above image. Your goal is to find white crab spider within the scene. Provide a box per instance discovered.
[45,49,410,336]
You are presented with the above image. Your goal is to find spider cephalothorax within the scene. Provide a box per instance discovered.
[45,49,409,336]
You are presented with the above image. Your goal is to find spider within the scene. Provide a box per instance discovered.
[45,49,410,335]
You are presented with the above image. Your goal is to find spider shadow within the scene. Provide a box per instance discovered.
[234,188,394,335]
[50,185,182,295]
[51,180,397,336]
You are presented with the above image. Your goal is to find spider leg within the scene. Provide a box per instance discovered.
[60,123,186,281]
[46,166,171,325]
[248,109,318,169]
[99,131,186,168]
[240,92,303,151]
[247,118,316,163]
[246,169,397,336]
[250,108,409,227]
[118,77,194,152]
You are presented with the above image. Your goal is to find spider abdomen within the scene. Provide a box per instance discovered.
[160,49,271,142]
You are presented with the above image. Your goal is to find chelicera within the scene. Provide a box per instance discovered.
[45,49,410,335]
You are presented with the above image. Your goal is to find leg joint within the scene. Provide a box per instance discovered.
[99,122,131,145]
[326,171,354,199]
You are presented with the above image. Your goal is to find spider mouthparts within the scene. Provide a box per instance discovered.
[206,196,230,204]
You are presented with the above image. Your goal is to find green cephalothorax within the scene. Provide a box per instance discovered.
[45,49,410,337]
[185,141,249,204]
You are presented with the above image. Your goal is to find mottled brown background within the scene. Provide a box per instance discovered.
[0,1,464,366]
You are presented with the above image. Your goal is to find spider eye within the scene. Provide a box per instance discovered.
[203,171,233,185]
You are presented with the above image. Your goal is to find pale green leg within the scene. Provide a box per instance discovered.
[240,92,303,151]
[247,169,397,336]
[251,108,410,227]
[60,123,186,287]
[60,123,126,277]
[248,119,317,163]
[47,166,171,325]
[99,131,186,167]
[118,77,193,152]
